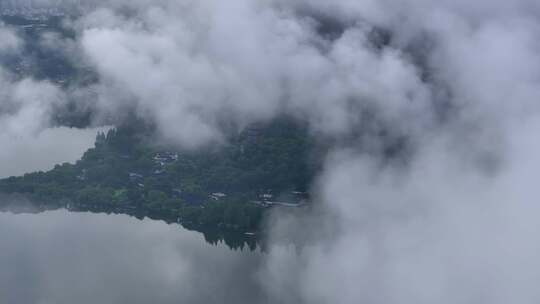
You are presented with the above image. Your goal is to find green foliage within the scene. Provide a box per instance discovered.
[77,186,114,206]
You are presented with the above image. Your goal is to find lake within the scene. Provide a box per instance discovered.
[0,209,268,304]
[0,127,110,179]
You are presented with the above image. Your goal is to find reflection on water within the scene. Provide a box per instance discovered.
[0,197,263,252]
[0,209,267,304]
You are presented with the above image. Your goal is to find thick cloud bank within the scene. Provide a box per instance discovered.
[70,0,431,147]
[257,1,540,303]
[3,0,540,303]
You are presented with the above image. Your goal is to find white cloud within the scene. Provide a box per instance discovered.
[0,26,21,53]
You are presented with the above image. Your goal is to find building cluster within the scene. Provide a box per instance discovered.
[209,192,227,201]
[252,191,307,208]
[152,152,178,175]
[153,152,178,166]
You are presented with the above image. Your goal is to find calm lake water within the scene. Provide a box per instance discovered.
[0,210,267,304]
[0,127,110,178]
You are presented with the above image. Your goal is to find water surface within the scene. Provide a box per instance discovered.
[0,127,108,178]
[0,210,266,304]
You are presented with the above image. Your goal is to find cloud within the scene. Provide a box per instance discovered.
[3,0,540,303]
[0,25,21,53]
[0,68,65,135]
[255,1,540,303]
[0,26,98,178]
[68,0,429,148]
[262,125,540,303]
[0,24,68,137]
